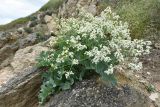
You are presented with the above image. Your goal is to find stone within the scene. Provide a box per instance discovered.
[0,32,12,48]
[11,45,48,71]
[149,93,159,101]
[0,43,19,64]
[44,77,152,107]
[44,15,57,33]
[17,27,24,34]
[19,33,39,49]
[0,56,13,69]
[154,82,160,92]
[27,21,38,28]
[44,15,52,23]
[0,43,48,107]
[154,43,160,49]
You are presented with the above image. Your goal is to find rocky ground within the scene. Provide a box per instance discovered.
[0,0,160,107]
[45,76,152,107]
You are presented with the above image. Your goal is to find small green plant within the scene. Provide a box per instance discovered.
[147,84,155,93]
[37,7,151,104]
[24,27,33,33]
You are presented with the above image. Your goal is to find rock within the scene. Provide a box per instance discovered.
[44,15,57,33]
[58,0,98,18]
[0,43,19,64]
[45,77,152,107]
[37,12,44,21]
[44,15,52,23]
[0,32,12,48]
[19,33,39,48]
[0,56,13,69]
[11,45,48,71]
[154,82,160,92]
[154,43,160,49]
[149,93,159,101]
[0,44,48,107]
[27,21,38,28]
[17,27,24,34]
[84,1,97,15]
[45,10,53,16]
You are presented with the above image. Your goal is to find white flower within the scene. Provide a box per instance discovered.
[128,62,142,71]
[65,71,74,79]
[75,43,87,51]
[72,59,79,65]
[56,57,64,63]
[104,64,114,75]
[58,7,151,76]
[85,46,111,64]
[68,52,74,58]
[114,51,124,62]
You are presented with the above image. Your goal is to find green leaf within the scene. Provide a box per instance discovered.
[101,74,117,86]
[61,82,71,90]
[95,61,108,75]
[79,68,86,81]
[39,82,53,104]
[82,59,95,70]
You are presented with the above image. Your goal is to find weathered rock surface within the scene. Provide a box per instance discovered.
[0,43,48,107]
[18,33,39,48]
[58,0,98,18]
[44,15,57,33]
[44,77,152,107]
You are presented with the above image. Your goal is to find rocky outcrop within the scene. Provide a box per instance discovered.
[58,0,98,18]
[0,4,58,106]
[0,43,48,107]
[44,77,152,107]
[44,15,57,33]
[18,33,39,48]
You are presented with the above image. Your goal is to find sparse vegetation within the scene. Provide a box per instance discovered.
[98,0,160,38]
[0,17,30,31]
[24,27,33,33]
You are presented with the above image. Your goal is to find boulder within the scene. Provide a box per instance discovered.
[44,76,152,107]
[0,44,48,107]
[0,32,12,48]
[19,33,39,49]
[44,15,57,33]
[27,21,38,28]
[17,27,25,34]
[0,43,19,64]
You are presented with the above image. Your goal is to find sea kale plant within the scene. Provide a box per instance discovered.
[37,7,151,104]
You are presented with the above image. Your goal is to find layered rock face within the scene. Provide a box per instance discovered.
[0,44,48,107]
[0,8,56,107]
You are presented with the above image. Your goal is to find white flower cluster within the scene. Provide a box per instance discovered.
[49,7,151,76]
[85,46,111,64]
[65,71,74,79]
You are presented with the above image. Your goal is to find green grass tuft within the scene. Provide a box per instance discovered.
[40,0,63,11]
[0,17,30,31]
